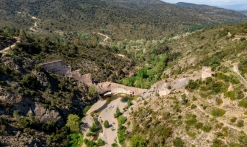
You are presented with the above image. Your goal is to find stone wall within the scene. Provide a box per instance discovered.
[40,60,147,96]
[112,87,132,95]
[40,60,71,76]
[97,82,147,96]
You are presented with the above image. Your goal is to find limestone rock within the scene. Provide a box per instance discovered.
[201,66,213,79]
[33,71,50,87]
[33,103,63,125]
[0,87,23,104]
[158,88,170,96]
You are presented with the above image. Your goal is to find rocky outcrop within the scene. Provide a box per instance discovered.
[201,66,214,79]
[33,103,63,125]
[1,56,32,73]
[0,131,45,147]
[0,87,23,104]
[40,60,71,76]
[33,71,51,87]
[66,70,93,86]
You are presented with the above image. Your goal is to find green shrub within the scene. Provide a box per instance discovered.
[70,133,83,147]
[66,114,80,133]
[118,124,126,146]
[173,137,184,147]
[230,117,237,123]
[195,122,203,129]
[130,135,146,147]
[211,108,226,117]
[238,133,247,145]
[114,107,121,118]
[21,74,39,89]
[185,80,199,91]
[88,86,98,97]
[224,91,235,100]
[202,125,212,132]
[118,116,127,125]
[82,106,91,117]
[89,123,97,132]
[97,139,104,146]
[237,120,244,127]
[19,118,30,128]
[185,118,197,126]
[239,99,247,108]
[186,131,196,137]
[215,98,223,105]
[191,104,197,109]
[104,120,110,128]
[23,128,32,135]
[212,138,226,147]
[84,139,96,147]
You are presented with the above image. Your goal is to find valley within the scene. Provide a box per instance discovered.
[1,0,247,147]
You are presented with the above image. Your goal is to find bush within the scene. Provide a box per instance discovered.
[97,139,104,146]
[114,107,121,118]
[88,86,98,97]
[202,125,212,132]
[118,124,126,146]
[195,122,203,129]
[191,104,197,109]
[238,133,247,145]
[70,133,83,147]
[185,80,199,91]
[118,116,127,125]
[224,91,235,100]
[104,120,110,128]
[211,108,226,117]
[82,106,91,117]
[239,99,247,108]
[212,138,226,147]
[21,74,39,89]
[19,118,30,128]
[130,135,146,147]
[230,117,237,123]
[66,114,80,133]
[89,123,97,132]
[237,120,244,127]
[186,131,196,137]
[215,98,223,105]
[173,137,184,147]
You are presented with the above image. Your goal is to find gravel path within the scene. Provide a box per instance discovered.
[82,98,127,147]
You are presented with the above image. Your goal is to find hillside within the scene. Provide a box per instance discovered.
[113,22,247,146]
[1,21,247,146]
[1,1,247,146]
[240,11,247,15]
[0,0,247,40]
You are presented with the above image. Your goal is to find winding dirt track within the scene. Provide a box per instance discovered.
[98,32,110,42]
[233,64,247,86]
[0,38,19,54]
[82,98,126,147]
[195,101,246,134]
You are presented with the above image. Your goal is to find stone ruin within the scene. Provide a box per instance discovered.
[40,60,147,96]
[97,82,146,96]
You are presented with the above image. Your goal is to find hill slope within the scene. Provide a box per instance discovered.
[0,0,247,40]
